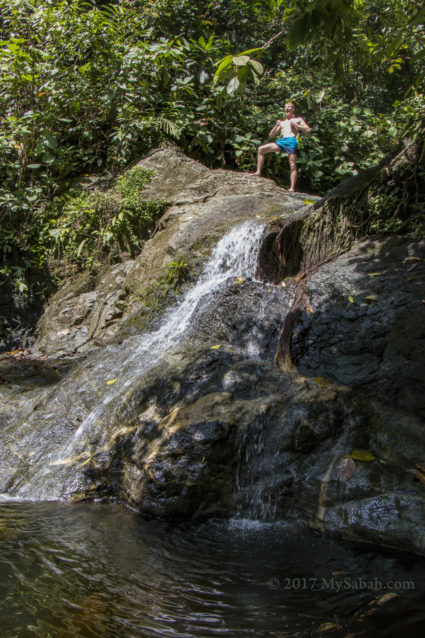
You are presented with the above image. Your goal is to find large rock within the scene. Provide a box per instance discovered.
[286,235,425,417]
[1,149,424,559]
[32,148,312,358]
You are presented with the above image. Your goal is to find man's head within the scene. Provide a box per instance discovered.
[284,102,295,118]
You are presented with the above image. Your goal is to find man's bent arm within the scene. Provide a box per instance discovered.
[293,118,311,133]
[269,120,281,138]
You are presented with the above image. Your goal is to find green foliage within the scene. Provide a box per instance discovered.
[217,0,425,91]
[117,167,155,209]
[47,167,168,271]
[0,0,423,298]
[213,48,264,95]
[366,140,425,238]
[167,258,190,289]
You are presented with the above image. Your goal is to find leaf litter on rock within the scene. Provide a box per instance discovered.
[337,457,356,481]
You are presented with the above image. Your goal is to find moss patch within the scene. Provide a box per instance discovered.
[119,253,202,337]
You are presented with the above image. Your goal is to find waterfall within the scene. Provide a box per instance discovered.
[1,221,267,501]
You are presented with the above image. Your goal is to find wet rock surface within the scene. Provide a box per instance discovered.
[121,349,425,555]
[288,235,425,417]
[1,150,424,559]
[2,336,424,555]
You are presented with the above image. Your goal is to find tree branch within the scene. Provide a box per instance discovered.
[262,30,284,49]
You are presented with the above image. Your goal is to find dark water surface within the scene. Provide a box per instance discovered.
[1,503,424,638]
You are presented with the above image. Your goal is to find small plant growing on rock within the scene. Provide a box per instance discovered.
[167,258,190,289]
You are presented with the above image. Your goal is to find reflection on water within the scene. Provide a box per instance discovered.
[0,503,425,637]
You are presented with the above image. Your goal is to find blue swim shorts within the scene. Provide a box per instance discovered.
[275,137,298,154]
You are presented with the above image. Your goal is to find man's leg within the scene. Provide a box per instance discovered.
[251,143,280,176]
[288,153,297,191]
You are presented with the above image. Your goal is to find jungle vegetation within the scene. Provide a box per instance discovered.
[0,0,424,294]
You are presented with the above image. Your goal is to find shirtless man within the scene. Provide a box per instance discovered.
[251,102,310,191]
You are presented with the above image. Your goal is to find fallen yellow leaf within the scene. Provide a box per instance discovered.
[106,379,117,385]
[303,198,315,205]
[348,295,354,303]
[307,304,314,314]
[318,623,338,632]
[348,449,376,462]
[377,592,398,605]
[364,294,379,302]
[210,345,221,350]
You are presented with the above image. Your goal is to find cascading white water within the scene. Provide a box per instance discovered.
[6,221,266,500]
[63,220,265,434]
[116,219,266,378]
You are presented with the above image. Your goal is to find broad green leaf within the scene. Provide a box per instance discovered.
[237,66,248,82]
[232,55,250,66]
[214,54,233,76]
[238,48,263,56]
[248,59,263,76]
[227,76,240,95]
[409,8,425,27]
[43,133,58,150]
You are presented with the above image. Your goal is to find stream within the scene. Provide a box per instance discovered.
[1,502,425,637]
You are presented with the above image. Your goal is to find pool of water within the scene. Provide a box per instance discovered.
[1,503,424,637]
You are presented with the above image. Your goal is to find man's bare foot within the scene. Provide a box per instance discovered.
[250,171,262,176]
[288,188,295,192]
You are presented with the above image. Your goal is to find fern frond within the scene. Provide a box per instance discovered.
[156,118,182,140]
